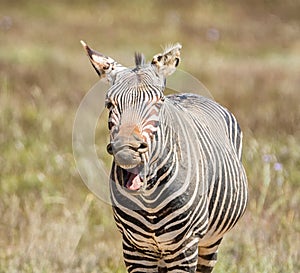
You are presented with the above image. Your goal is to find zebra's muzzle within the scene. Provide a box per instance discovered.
[112,148,142,169]
[107,138,148,191]
[107,138,148,169]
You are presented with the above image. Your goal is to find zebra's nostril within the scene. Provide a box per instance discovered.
[107,139,147,155]
[137,142,148,153]
[107,143,113,155]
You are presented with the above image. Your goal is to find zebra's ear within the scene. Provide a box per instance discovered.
[80,40,127,84]
[151,43,182,77]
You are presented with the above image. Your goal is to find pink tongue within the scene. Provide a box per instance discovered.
[127,174,142,191]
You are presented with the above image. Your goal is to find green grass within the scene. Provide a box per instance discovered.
[0,1,299,272]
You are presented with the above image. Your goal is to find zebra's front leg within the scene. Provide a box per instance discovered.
[122,239,160,273]
[196,238,223,273]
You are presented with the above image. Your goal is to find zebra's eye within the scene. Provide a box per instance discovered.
[108,121,114,130]
[105,100,114,109]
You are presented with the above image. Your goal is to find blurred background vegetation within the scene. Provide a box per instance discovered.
[0,0,299,272]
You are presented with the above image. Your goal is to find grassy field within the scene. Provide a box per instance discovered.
[0,1,299,272]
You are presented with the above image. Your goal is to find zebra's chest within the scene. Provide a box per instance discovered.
[113,203,205,253]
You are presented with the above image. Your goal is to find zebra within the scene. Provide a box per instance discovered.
[81,41,248,273]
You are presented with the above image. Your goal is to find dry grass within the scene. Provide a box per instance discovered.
[0,1,299,272]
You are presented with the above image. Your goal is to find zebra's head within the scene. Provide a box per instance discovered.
[81,41,181,191]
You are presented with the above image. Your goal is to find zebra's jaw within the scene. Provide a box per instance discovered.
[111,144,149,192]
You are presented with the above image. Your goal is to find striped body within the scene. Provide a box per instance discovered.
[81,42,248,273]
[110,94,247,273]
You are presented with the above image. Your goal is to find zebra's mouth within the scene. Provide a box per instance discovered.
[121,166,144,191]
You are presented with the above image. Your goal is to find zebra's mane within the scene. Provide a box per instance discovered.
[162,43,182,55]
[134,52,146,67]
